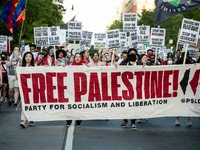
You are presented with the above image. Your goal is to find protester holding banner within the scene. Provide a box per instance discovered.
[14,52,35,128]
[66,53,84,127]
[56,49,67,66]
[6,45,21,108]
[100,55,110,66]
[35,47,55,66]
[80,50,91,64]
[120,48,138,66]
[0,52,8,104]
[119,49,138,131]
[88,52,104,67]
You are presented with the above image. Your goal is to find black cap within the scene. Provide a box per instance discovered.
[147,49,153,53]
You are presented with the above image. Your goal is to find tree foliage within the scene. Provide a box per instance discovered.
[0,0,66,49]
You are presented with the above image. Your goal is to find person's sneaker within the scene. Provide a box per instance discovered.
[8,100,13,107]
[20,121,26,128]
[121,120,128,127]
[66,121,72,127]
[131,124,137,131]
[29,121,34,127]
[2,100,6,104]
[14,103,17,109]
[137,119,142,123]
[175,119,180,126]
[76,122,81,127]
[144,118,148,121]
[185,118,192,126]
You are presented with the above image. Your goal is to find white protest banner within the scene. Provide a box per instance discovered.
[130,31,138,49]
[123,13,137,32]
[150,28,166,47]
[80,31,93,48]
[21,40,25,52]
[16,65,200,121]
[179,18,200,46]
[68,21,82,41]
[106,29,120,49]
[0,36,7,52]
[48,26,60,46]
[94,33,107,50]
[34,27,49,47]
[137,26,150,44]
[60,29,66,46]
[75,45,86,53]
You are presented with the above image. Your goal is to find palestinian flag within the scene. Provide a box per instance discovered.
[154,0,200,26]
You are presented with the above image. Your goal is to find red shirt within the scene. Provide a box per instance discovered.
[35,56,55,66]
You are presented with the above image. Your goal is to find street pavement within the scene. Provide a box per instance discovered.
[0,102,200,150]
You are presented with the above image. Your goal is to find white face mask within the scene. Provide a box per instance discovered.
[168,60,173,65]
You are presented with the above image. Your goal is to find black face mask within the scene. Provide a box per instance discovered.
[127,53,136,62]
[1,56,6,61]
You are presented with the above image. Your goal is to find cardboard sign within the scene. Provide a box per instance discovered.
[179,18,200,46]
[68,21,82,41]
[48,26,60,46]
[150,28,166,47]
[130,31,138,49]
[75,45,86,53]
[0,36,7,52]
[106,29,120,49]
[123,13,137,32]
[34,27,49,47]
[60,29,66,46]
[80,31,93,48]
[94,33,107,50]
[137,26,150,44]
[182,46,196,58]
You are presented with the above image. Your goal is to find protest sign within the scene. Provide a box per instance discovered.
[34,27,49,47]
[123,13,137,32]
[137,26,150,44]
[68,44,79,52]
[178,18,200,46]
[0,36,7,52]
[94,33,107,50]
[48,26,60,46]
[21,40,25,52]
[150,28,166,47]
[182,46,196,58]
[68,21,82,41]
[106,29,120,49]
[190,35,200,49]
[130,31,138,49]
[80,31,93,48]
[60,29,66,46]
[120,32,128,52]
[75,45,86,53]
[17,64,200,121]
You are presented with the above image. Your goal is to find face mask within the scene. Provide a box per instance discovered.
[157,62,160,65]
[168,60,173,65]
[1,56,6,61]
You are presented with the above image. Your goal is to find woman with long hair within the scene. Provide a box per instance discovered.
[14,52,35,128]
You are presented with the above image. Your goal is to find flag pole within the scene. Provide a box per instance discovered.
[19,0,28,45]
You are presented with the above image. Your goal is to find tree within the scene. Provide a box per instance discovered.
[107,20,123,32]
[0,0,66,50]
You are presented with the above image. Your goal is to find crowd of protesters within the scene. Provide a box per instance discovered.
[0,43,200,130]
